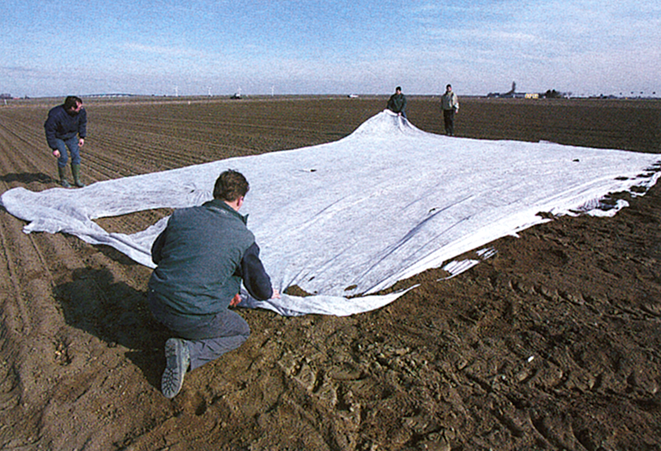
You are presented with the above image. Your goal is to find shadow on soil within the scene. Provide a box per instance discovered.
[54,267,168,389]
[0,172,57,185]
[98,244,147,267]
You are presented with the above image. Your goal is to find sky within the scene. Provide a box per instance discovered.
[2,0,659,98]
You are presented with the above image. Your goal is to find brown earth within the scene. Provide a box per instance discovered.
[1,96,661,450]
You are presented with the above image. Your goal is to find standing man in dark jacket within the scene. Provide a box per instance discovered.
[44,96,87,187]
[441,84,460,136]
[148,169,279,398]
[387,86,407,118]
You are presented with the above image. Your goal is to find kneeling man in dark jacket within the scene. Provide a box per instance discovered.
[148,169,279,398]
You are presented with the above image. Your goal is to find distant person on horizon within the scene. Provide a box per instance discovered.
[147,169,280,399]
[44,96,87,188]
[387,86,407,118]
[441,84,459,136]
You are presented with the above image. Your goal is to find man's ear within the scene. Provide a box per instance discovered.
[236,196,245,209]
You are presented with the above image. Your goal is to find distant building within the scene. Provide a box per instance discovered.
[487,81,537,99]
[0,93,12,99]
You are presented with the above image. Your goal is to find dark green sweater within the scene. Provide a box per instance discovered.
[387,93,407,114]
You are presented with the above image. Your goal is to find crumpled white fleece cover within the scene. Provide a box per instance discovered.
[2,110,660,316]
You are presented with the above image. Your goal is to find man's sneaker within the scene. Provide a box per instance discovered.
[60,179,71,188]
[162,338,190,399]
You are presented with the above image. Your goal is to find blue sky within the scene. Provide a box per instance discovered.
[2,0,659,97]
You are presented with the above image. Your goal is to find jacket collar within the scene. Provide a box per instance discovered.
[204,198,248,224]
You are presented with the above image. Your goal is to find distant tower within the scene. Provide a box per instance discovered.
[502,81,517,97]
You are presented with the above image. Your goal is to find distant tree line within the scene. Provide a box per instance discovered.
[543,89,562,99]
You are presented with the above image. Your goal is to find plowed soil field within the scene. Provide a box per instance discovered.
[1,96,661,450]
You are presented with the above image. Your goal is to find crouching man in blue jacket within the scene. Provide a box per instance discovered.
[44,95,87,188]
[147,169,279,398]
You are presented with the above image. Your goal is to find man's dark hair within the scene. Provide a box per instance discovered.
[395,86,402,92]
[446,84,452,89]
[213,170,249,201]
[64,96,83,110]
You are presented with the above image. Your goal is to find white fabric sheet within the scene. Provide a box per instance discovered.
[2,111,660,316]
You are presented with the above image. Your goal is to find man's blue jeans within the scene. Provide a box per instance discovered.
[53,136,81,167]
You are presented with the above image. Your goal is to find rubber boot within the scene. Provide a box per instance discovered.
[72,164,85,188]
[58,166,71,188]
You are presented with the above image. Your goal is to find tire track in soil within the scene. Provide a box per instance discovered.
[0,203,67,442]
[0,107,171,450]
[0,106,146,442]
[0,120,57,295]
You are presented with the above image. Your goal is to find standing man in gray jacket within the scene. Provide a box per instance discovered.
[441,84,459,136]
[148,169,280,398]
[44,96,87,187]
